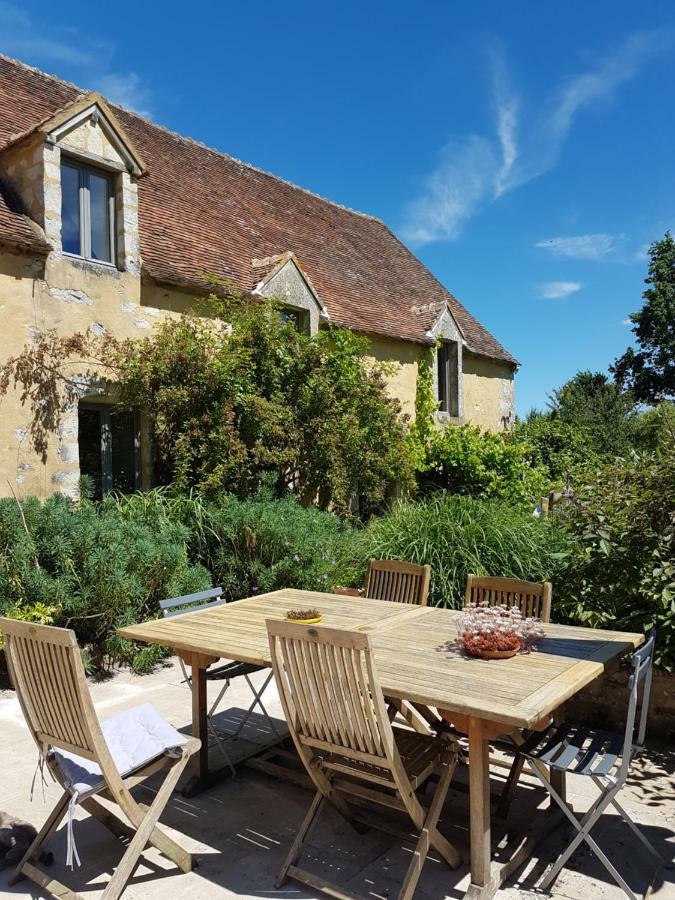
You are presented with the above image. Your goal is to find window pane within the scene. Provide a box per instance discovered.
[110,410,137,493]
[88,171,112,262]
[78,407,103,499]
[437,342,449,412]
[61,164,81,255]
[447,341,459,417]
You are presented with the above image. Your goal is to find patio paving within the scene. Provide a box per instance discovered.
[0,658,672,899]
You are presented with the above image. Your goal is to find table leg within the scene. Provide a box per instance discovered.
[180,652,220,797]
[192,659,208,782]
[468,717,492,892]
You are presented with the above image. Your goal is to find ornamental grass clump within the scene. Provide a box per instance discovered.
[456,603,545,657]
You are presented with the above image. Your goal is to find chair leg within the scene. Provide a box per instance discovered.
[232,672,278,738]
[276,789,326,888]
[9,790,70,886]
[496,752,525,819]
[398,755,460,900]
[206,716,237,776]
[528,763,639,900]
[592,775,670,867]
[102,753,190,900]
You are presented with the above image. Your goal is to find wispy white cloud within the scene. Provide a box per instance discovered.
[402,31,670,245]
[0,2,152,115]
[539,281,582,299]
[96,73,152,117]
[621,317,633,325]
[535,233,618,260]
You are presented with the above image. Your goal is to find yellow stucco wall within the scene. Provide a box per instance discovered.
[366,335,419,420]
[366,338,515,431]
[0,251,515,498]
[462,354,515,431]
[0,246,198,498]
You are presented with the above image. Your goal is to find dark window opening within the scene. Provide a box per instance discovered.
[61,160,115,264]
[437,340,460,417]
[280,306,310,334]
[78,404,140,499]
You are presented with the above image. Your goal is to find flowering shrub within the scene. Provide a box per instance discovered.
[455,603,545,656]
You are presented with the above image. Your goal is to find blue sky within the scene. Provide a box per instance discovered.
[2,0,673,415]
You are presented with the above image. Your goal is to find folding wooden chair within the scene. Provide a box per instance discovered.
[520,630,669,899]
[160,587,280,776]
[365,559,431,607]
[363,559,436,733]
[0,617,200,900]
[267,619,461,900]
[465,573,552,621]
[443,575,554,816]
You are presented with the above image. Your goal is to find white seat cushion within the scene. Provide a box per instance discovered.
[54,702,188,799]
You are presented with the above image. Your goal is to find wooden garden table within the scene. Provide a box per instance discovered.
[119,589,642,899]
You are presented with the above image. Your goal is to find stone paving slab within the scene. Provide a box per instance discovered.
[0,659,672,899]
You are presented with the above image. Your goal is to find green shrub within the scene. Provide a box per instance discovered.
[514,413,601,487]
[364,493,570,608]
[168,485,365,598]
[555,445,675,670]
[419,424,550,507]
[0,493,210,671]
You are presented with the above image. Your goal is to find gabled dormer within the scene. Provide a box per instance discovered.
[428,302,465,422]
[251,251,327,335]
[1,92,145,274]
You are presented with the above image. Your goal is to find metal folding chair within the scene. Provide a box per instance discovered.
[520,630,669,900]
[160,588,280,775]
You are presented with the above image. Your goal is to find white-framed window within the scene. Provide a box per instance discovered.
[437,340,460,417]
[61,159,116,264]
[78,403,140,498]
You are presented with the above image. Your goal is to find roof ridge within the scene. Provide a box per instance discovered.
[0,53,384,225]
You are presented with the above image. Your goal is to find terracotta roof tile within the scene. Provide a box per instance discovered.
[0,177,50,254]
[0,55,517,365]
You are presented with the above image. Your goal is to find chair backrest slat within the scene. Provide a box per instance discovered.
[0,618,101,758]
[621,629,657,778]
[160,587,223,617]
[268,621,392,764]
[465,574,552,622]
[365,559,431,607]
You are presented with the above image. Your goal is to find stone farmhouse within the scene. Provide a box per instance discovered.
[0,55,517,499]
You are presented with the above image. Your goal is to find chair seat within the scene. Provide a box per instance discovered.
[519,721,628,777]
[53,702,188,799]
[326,727,450,790]
[207,660,265,681]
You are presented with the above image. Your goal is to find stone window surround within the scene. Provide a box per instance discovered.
[429,307,464,424]
[254,254,325,337]
[53,142,139,274]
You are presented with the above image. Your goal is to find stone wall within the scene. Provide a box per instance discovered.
[566,667,675,740]
[0,248,150,498]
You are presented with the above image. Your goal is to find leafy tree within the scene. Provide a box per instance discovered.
[613,232,675,403]
[514,411,600,487]
[547,370,638,458]
[0,289,413,519]
[419,423,549,507]
[555,444,675,670]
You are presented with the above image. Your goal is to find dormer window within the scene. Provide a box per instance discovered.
[61,159,115,264]
[437,339,460,417]
[280,306,310,334]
